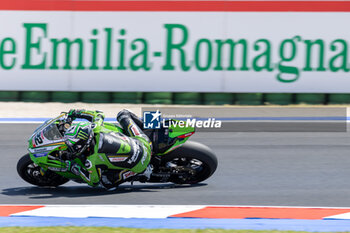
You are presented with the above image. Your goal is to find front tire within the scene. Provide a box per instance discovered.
[17,154,69,187]
[161,141,218,184]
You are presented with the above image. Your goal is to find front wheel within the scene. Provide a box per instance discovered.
[17,154,69,187]
[160,141,218,184]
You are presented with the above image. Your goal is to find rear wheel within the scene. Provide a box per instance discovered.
[17,154,69,187]
[161,141,218,184]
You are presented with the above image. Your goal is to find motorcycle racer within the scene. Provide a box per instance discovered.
[63,109,152,189]
[18,108,217,189]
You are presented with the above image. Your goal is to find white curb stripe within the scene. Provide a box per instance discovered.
[325,212,350,220]
[11,205,205,218]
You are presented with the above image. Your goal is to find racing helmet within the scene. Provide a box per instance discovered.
[64,122,93,155]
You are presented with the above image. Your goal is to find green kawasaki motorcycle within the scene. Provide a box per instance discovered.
[17,113,218,188]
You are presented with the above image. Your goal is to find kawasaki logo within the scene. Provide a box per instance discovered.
[0,23,348,83]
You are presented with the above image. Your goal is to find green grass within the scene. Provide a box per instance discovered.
[0,228,348,233]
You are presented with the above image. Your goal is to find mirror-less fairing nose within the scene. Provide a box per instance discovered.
[28,114,67,157]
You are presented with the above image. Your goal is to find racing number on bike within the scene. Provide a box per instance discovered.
[34,134,43,145]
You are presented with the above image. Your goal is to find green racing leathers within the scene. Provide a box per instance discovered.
[64,109,152,188]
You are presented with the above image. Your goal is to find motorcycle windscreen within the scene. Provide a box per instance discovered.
[42,124,64,141]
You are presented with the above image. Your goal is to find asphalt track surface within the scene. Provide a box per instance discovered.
[1,123,350,207]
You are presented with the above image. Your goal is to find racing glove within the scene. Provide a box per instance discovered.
[67,109,105,127]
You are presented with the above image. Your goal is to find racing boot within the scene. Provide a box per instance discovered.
[138,164,153,182]
[66,161,90,179]
[116,109,144,129]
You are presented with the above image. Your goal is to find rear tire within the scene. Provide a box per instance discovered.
[161,141,218,184]
[17,154,69,187]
